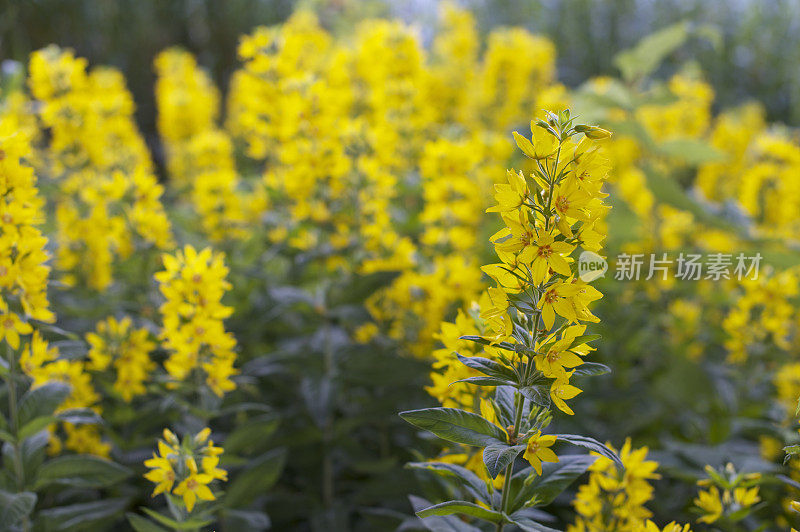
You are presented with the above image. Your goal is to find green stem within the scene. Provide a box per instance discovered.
[321,316,335,511]
[6,343,31,532]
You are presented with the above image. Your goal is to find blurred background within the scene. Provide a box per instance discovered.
[2,0,799,146]
[3,0,800,530]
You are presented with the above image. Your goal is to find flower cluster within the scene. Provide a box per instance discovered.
[86,316,156,402]
[693,463,761,525]
[144,428,227,512]
[0,106,53,340]
[480,115,610,415]
[155,245,237,397]
[154,49,249,241]
[28,46,172,290]
[569,439,661,531]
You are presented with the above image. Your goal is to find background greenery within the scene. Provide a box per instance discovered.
[2,0,799,163]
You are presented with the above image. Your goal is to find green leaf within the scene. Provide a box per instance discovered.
[224,416,279,455]
[56,408,103,425]
[614,21,689,81]
[18,382,71,429]
[571,363,611,377]
[554,435,623,469]
[126,513,168,532]
[458,336,518,353]
[17,415,56,441]
[416,500,506,524]
[35,455,131,489]
[407,462,491,504]
[142,508,212,530]
[399,408,507,447]
[456,354,518,383]
[519,386,551,408]
[454,376,514,387]
[409,495,483,532]
[776,474,800,490]
[783,444,800,456]
[512,454,597,510]
[36,498,129,531]
[0,489,36,527]
[221,509,271,531]
[224,448,286,508]
[507,516,561,532]
[566,334,601,349]
[483,443,526,479]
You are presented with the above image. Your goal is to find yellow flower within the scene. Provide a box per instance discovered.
[144,454,177,497]
[549,376,582,415]
[479,287,513,344]
[0,313,33,350]
[518,232,574,283]
[173,457,216,512]
[536,324,591,377]
[523,431,558,475]
[538,281,582,329]
[144,428,226,513]
[694,485,724,524]
[551,179,592,237]
[487,169,528,213]
[513,120,558,160]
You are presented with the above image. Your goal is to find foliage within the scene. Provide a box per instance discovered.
[1,3,800,531]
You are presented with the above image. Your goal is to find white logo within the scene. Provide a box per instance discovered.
[578,251,608,282]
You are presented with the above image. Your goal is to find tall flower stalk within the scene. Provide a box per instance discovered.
[401,111,621,530]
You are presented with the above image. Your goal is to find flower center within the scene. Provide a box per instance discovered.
[537,244,552,258]
[556,195,569,213]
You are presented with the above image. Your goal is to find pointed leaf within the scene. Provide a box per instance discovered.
[225,448,286,508]
[407,462,490,503]
[18,382,71,428]
[456,354,518,382]
[409,496,482,532]
[56,408,103,425]
[483,444,526,479]
[35,455,131,488]
[512,454,597,510]
[554,434,623,469]
[455,376,514,387]
[400,408,507,447]
[571,363,611,377]
[0,490,36,527]
[508,516,561,532]
[458,336,518,353]
[127,513,168,532]
[416,500,505,524]
[519,386,551,408]
[36,498,129,530]
[142,508,212,530]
